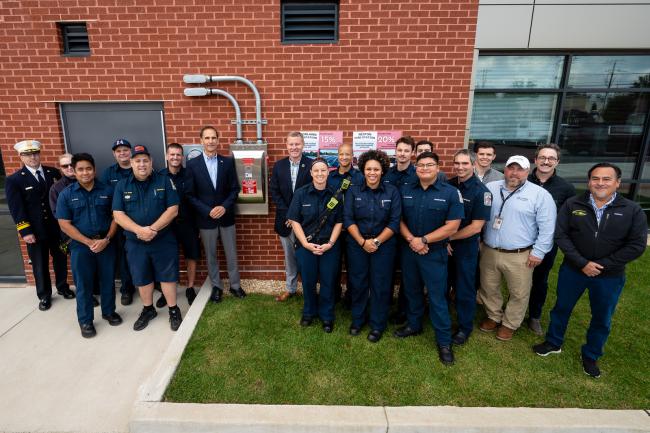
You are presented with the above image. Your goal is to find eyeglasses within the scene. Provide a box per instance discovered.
[20,152,40,158]
[60,164,73,169]
[415,163,438,169]
[536,156,558,163]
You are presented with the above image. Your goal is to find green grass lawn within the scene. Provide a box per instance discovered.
[165,252,650,408]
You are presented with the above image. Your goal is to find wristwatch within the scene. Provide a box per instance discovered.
[373,238,381,248]
[421,236,428,245]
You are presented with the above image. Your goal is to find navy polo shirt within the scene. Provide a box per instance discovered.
[287,183,343,241]
[56,180,114,248]
[327,167,364,191]
[343,182,401,237]
[383,164,417,188]
[448,174,492,243]
[159,166,194,223]
[100,163,132,191]
[401,178,464,248]
[112,171,179,242]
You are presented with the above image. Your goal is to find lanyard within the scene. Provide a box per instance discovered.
[497,183,524,218]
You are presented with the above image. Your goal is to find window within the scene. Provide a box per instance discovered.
[281,1,338,44]
[59,22,90,56]
[469,53,650,216]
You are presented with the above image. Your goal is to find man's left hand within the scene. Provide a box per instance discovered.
[527,255,542,268]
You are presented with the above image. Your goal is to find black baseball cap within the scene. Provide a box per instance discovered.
[131,144,151,158]
[112,138,132,150]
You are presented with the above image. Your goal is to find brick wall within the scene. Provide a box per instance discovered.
[0,0,479,284]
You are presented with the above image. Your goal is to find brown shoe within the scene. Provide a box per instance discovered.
[275,291,294,302]
[479,318,499,332]
[496,325,515,341]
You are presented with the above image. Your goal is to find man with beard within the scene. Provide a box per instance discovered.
[479,156,556,341]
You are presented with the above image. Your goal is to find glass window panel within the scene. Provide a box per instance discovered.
[633,184,650,226]
[475,56,564,89]
[469,93,557,163]
[558,93,649,179]
[568,55,650,89]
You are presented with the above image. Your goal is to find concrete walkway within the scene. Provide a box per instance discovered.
[0,285,190,433]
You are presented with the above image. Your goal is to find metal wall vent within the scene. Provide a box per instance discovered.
[281,1,339,44]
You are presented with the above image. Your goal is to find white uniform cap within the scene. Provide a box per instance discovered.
[14,140,42,154]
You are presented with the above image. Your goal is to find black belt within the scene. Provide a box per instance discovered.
[90,232,109,240]
[490,245,532,254]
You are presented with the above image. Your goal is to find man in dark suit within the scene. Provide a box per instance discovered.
[5,140,75,310]
[269,131,313,302]
[186,126,245,303]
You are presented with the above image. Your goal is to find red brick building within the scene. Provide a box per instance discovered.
[0,1,479,283]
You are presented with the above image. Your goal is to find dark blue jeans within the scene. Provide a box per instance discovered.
[347,237,396,332]
[296,241,341,322]
[546,264,625,361]
[71,242,116,325]
[528,244,559,320]
[448,239,479,336]
[402,245,452,347]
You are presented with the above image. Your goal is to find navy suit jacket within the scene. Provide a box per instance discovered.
[269,155,313,237]
[185,154,240,228]
[6,165,61,240]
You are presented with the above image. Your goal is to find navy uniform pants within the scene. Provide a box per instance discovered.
[347,237,396,332]
[448,238,480,336]
[402,245,452,347]
[26,236,69,300]
[71,242,116,325]
[296,240,341,322]
[546,264,625,361]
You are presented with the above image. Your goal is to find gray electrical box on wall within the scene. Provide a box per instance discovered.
[231,141,268,215]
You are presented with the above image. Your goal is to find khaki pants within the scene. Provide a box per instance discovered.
[479,246,534,330]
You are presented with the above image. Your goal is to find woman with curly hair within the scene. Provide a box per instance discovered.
[343,150,401,342]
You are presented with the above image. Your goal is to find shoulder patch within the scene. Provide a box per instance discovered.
[572,210,587,216]
[484,192,492,206]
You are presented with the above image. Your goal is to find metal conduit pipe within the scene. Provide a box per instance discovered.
[183,87,243,143]
[184,75,264,144]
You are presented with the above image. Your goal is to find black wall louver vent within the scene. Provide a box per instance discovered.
[59,22,90,56]
[281,1,339,44]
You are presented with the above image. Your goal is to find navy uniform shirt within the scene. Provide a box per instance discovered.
[112,172,179,242]
[448,174,492,243]
[159,166,194,223]
[56,180,114,249]
[327,167,364,192]
[400,178,464,249]
[384,163,447,188]
[100,163,132,191]
[383,164,417,189]
[343,182,401,237]
[287,183,343,241]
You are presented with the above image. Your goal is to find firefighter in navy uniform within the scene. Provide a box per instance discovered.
[395,151,464,366]
[447,149,491,346]
[57,153,122,338]
[100,138,137,305]
[5,140,74,311]
[112,145,182,332]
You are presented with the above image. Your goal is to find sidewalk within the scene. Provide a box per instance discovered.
[0,285,190,433]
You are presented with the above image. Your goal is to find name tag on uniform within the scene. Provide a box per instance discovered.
[492,217,503,230]
[25,186,33,190]
[381,199,391,208]
[302,204,311,207]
